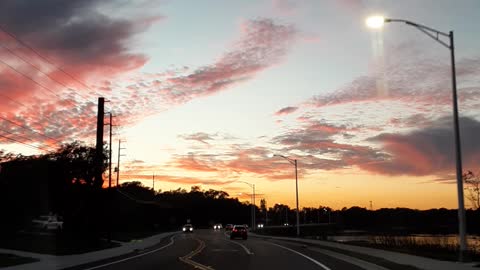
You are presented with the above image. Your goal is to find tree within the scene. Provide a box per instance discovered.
[49,141,107,188]
[464,170,480,209]
[260,199,267,213]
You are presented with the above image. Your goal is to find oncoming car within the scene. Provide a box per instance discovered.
[230,224,248,240]
[182,224,193,233]
[213,224,222,230]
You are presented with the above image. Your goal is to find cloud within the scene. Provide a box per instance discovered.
[102,18,297,135]
[0,1,164,148]
[0,10,296,151]
[159,18,296,104]
[305,45,480,109]
[179,132,215,145]
[361,116,480,178]
[172,154,219,172]
[275,106,298,116]
[0,0,160,80]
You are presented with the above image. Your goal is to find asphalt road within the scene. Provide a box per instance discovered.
[71,229,383,270]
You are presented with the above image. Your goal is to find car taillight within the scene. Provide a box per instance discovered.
[233,229,237,232]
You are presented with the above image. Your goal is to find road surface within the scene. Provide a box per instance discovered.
[65,229,386,270]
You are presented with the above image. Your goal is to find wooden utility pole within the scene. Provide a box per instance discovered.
[153,172,155,192]
[109,113,113,188]
[95,97,105,186]
[116,140,126,186]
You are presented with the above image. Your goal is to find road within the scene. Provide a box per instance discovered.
[68,229,384,270]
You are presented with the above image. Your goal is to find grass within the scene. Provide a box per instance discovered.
[347,235,480,262]
[109,230,167,242]
[0,253,38,267]
[0,232,121,255]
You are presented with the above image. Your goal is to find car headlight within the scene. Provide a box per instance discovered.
[189,228,193,231]
[183,227,186,231]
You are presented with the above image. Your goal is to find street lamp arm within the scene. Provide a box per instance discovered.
[273,154,296,165]
[386,18,451,49]
[237,181,254,188]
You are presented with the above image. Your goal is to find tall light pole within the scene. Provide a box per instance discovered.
[366,16,467,261]
[238,181,255,230]
[272,154,300,237]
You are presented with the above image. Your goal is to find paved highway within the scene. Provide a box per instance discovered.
[68,229,383,270]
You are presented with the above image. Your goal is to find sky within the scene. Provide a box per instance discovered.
[1,0,480,210]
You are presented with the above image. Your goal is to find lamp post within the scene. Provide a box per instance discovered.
[366,16,467,260]
[272,154,300,237]
[238,181,255,230]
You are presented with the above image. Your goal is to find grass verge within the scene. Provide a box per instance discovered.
[0,253,38,267]
[0,232,120,255]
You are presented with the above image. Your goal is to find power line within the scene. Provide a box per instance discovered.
[0,133,52,152]
[0,25,98,96]
[0,41,92,103]
[0,128,55,152]
[0,92,26,107]
[0,115,62,144]
[0,58,79,109]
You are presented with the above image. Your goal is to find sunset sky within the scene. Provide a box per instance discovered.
[1,0,480,210]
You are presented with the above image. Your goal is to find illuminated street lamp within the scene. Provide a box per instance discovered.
[366,15,467,261]
[270,154,300,237]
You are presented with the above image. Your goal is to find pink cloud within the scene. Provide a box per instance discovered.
[360,116,480,178]
[275,106,298,116]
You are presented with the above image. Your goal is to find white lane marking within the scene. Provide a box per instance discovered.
[268,242,331,270]
[83,235,176,270]
[224,239,254,255]
[310,247,389,270]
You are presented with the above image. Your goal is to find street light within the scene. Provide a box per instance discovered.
[271,154,300,237]
[238,181,255,230]
[366,15,467,261]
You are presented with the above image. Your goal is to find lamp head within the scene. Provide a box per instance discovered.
[366,15,386,29]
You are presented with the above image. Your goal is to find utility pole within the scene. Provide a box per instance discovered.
[253,184,255,230]
[104,113,114,188]
[95,97,105,187]
[116,140,126,186]
[152,172,155,192]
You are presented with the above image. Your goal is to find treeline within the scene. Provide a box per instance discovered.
[0,143,251,239]
[2,142,480,239]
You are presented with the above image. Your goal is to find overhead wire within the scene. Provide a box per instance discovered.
[0,58,81,109]
[0,41,93,103]
[0,115,62,144]
[0,25,98,98]
[0,133,52,152]
[0,25,106,152]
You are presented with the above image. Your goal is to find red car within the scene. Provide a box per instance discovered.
[230,225,248,240]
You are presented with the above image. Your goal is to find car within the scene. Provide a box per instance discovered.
[213,224,222,230]
[182,224,193,233]
[230,225,248,240]
[32,215,63,231]
[225,224,234,231]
